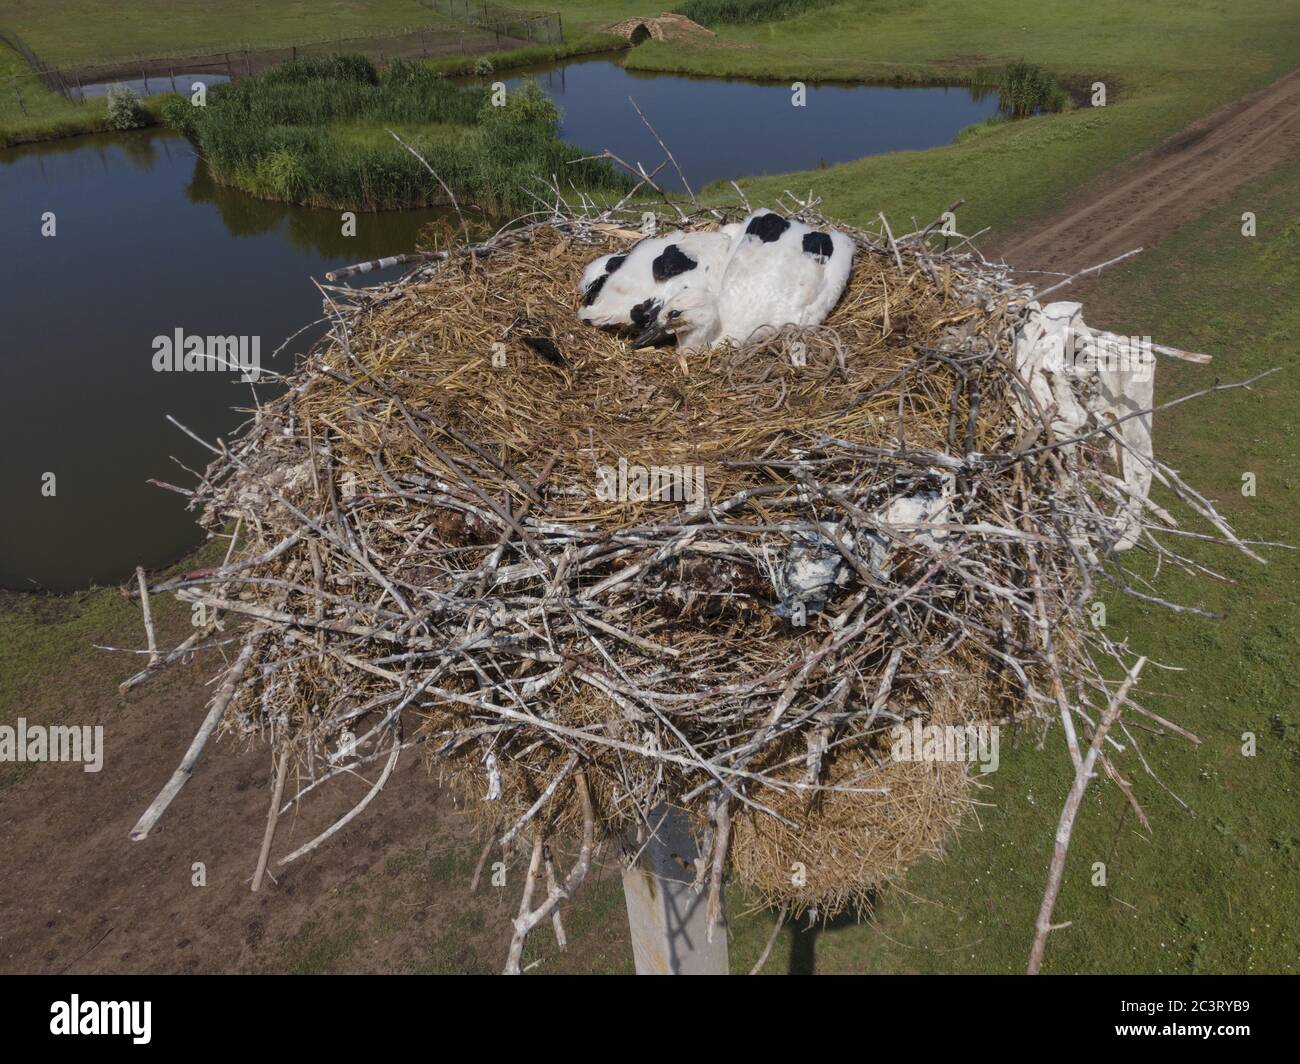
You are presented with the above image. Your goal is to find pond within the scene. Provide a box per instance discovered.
[2,61,1000,591]
[73,73,232,100]
[0,130,456,591]
[482,56,1000,192]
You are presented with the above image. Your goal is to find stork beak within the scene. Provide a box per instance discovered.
[631,320,669,349]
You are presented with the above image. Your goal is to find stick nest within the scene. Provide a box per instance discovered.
[149,202,1246,933]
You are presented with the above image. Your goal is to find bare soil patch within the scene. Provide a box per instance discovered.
[994,68,1300,278]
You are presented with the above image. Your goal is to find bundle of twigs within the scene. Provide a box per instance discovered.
[124,194,1269,974]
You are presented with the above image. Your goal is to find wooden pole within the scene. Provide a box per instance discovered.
[621,805,729,974]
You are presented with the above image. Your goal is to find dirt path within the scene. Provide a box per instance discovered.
[0,650,628,974]
[995,67,1300,277]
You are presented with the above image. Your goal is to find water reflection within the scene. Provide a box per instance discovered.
[0,130,458,591]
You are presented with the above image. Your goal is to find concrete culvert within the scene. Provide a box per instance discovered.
[607,14,716,45]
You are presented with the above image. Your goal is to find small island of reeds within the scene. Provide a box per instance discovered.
[161,54,630,213]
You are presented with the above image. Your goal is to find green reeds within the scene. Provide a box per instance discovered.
[161,54,628,212]
[998,60,1069,118]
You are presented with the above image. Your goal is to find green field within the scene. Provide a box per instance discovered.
[1,1,454,63]
[631,0,1300,240]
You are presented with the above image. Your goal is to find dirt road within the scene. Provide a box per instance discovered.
[0,645,627,974]
[995,67,1300,277]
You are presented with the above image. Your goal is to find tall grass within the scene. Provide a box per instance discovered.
[998,60,1069,118]
[161,54,628,212]
[674,0,839,27]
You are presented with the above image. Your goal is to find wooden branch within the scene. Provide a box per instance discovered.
[130,635,261,841]
[1028,656,1147,974]
[251,746,289,892]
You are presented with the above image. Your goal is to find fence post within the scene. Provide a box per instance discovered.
[621,807,730,975]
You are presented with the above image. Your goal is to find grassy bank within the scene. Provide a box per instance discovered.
[0,41,174,145]
[507,0,1300,242]
[421,30,626,76]
[162,54,628,211]
[1,1,459,65]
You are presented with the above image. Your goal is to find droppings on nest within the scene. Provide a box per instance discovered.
[125,197,1261,973]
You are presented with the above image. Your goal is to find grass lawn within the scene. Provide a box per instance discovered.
[0,1,455,64]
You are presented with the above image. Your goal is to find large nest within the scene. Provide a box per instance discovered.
[130,199,1259,970]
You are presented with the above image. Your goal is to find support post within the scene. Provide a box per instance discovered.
[621,806,729,975]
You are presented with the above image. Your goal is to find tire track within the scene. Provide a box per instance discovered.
[996,68,1300,277]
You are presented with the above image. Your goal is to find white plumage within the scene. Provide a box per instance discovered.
[578,230,734,332]
[714,210,855,345]
[616,210,855,351]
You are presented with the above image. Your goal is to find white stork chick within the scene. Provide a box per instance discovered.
[578,230,734,335]
[634,210,854,350]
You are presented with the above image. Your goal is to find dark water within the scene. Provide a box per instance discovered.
[75,73,232,100]
[489,57,1000,192]
[0,130,458,590]
[1,65,998,591]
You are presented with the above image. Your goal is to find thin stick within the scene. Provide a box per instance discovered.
[129,636,261,841]
[1028,656,1146,973]
[628,96,695,203]
[750,901,790,975]
[1031,247,1143,299]
[135,566,159,667]
[278,737,401,865]
[251,745,289,892]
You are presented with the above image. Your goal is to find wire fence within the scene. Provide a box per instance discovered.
[420,0,564,46]
[1,13,560,106]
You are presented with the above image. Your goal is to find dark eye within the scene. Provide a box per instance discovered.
[668,310,682,320]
